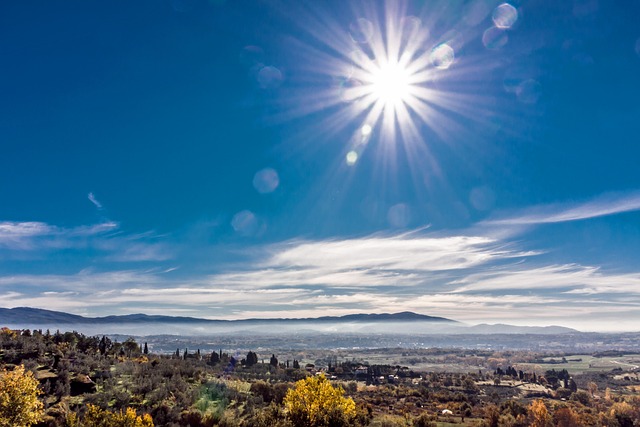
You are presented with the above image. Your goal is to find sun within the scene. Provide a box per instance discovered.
[337,13,455,147]
[369,60,412,109]
[272,2,495,171]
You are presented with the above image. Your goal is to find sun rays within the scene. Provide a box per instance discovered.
[273,0,502,177]
[338,9,462,144]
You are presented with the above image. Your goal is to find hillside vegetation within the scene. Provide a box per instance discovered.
[1,327,639,426]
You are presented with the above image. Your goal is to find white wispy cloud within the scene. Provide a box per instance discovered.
[0,270,159,292]
[0,222,55,249]
[88,192,103,209]
[451,264,640,295]
[0,221,53,237]
[210,234,531,289]
[0,220,117,250]
[486,190,640,225]
[271,236,498,270]
[69,222,118,236]
[0,291,103,313]
[0,220,170,262]
[103,241,172,262]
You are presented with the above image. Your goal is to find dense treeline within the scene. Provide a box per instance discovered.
[1,327,639,426]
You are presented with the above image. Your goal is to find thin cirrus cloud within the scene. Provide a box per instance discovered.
[450,264,640,295]
[0,220,117,250]
[88,192,103,210]
[0,220,170,262]
[0,270,160,293]
[0,222,55,250]
[0,269,188,315]
[485,190,640,225]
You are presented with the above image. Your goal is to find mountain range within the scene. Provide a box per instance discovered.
[0,307,453,325]
[0,307,579,334]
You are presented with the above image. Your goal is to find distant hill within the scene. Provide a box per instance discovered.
[0,307,88,324]
[0,307,581,334]
[0,307,455,325]
[260,311,456,323]
[464,323,578,335]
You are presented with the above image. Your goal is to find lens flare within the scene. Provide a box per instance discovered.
[492,3,518,29]
[430,43,455,69]
[275,1,509,185]
[346,151,358,165]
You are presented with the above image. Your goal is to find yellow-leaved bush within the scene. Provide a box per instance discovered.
[0,364,44,427]
[528,399,553,427]
[284,374,356,427]
[66,404,154,427]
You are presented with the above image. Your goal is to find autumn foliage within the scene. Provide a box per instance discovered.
[528,399,552,427]
[284,374,357,427]
[66,404,154,427]
[0,364,44,427]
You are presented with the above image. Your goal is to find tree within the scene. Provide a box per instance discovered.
[99,335,112,356]
[482,404,500,427]
[500,399,527,420]
[0,365,44,427]
[67,404,154,427]
[246,403,288,427]
[250,381,275,403]
[462,377,479,392]
[245,351,258,367]
[122,337,140,357]
[528,400,552,427]
[609,402,635,427]
[143,342,149,355]
[0,327,18,339]
[413,412,436,427]
[284,374,356,427]
[553,407,582,427]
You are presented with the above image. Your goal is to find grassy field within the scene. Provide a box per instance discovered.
[516,354,640,374]
[277,349,640,377]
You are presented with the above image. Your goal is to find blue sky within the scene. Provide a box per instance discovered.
[1,0,640,331]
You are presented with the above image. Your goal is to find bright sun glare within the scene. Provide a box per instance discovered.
[283,3,479,169]
[336,9,456,159]
[369,60,412,107]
